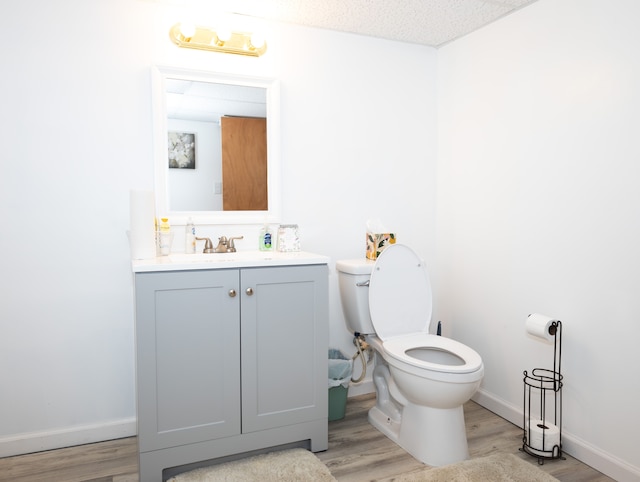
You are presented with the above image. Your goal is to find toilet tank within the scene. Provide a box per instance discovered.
[336,259,376,334]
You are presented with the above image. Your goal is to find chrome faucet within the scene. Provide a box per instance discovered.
[214,236,229,253]
[195,236,244,253]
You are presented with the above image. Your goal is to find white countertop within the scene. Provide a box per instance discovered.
[132,250,330,273]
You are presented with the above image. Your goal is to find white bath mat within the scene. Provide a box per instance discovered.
[167,448,337,482]
[393,453,560,482]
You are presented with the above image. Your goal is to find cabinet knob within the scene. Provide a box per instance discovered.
[245,287,254,296]
[228,289,237,298]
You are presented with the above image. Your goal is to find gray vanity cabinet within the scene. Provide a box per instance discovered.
[134,263,328,481]
[135,269,240,452]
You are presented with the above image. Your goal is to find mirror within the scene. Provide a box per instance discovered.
[152,66,281,225]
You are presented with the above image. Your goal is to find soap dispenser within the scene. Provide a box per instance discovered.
[258,224,273,251]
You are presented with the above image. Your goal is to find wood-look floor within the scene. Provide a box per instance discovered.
[0,394,613,482]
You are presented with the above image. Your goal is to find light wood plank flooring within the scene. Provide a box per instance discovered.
[317,395,613,482]
[0,394,613,482]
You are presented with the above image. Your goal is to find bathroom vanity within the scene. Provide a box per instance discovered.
[132,252,329,481]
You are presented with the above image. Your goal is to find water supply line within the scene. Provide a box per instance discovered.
[351,333,371,383]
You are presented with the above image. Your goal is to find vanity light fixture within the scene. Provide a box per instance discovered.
[169,23,267,57]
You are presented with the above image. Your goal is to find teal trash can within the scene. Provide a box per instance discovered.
[328,349,352,421]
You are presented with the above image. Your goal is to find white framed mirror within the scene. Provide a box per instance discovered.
[152,66,281,225]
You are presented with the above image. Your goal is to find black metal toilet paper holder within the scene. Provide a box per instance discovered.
[521,320,565,464]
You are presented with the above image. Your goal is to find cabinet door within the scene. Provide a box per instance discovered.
[240,265,328,433]
[135,269,240,452]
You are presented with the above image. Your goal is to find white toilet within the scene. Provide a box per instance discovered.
[336,244,484,467]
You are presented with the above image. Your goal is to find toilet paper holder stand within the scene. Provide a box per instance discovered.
[521,320,564,463]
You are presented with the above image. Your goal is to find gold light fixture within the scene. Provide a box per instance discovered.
[169,23,267,57]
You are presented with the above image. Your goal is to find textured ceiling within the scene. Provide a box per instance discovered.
[155,0,540,47]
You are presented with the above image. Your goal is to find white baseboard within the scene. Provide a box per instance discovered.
[473,388,640,482]
[0,418,137,458]
[471,388,523,426]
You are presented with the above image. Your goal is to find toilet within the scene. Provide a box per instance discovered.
[336,244,484,467]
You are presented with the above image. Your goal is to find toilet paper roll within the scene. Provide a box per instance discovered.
[129,190,156,260]
[526,420,560,452]
[526,313,558,343]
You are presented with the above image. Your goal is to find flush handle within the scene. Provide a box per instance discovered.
[356,280,370,287]
[246,287,254,296]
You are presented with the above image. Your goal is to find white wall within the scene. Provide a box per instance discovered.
[0,0,437,456]
[167,119,222,211]
[436,0,640,479]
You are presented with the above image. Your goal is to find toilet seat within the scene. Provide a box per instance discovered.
[369,244,433,340]
[383,333,483,374]
[369,244,483,377]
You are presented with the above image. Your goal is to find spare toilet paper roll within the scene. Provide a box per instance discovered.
[130,190,156,260]
[527,420,560,452]
[526,313,558,342]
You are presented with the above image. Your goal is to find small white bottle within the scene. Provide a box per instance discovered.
[258,224,273,251]
[159,218,172,256]
[185,217,196,254]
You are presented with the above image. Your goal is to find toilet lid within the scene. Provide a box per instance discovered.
[369,244,433,340]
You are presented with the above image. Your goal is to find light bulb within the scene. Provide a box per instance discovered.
[216,27,232,43]
[179,23,196,40]
[250,32,265,49]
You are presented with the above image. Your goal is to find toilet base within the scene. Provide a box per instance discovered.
[369,404,401,441]
[369,402,469,467]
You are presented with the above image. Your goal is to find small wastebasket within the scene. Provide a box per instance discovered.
[328,349,352,421]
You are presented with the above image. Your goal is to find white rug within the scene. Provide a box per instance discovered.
[393,453,560,482]
[168,450,559,482]
[167,448,337,482]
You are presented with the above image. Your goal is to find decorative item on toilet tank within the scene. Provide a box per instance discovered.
[365,218,396,260]
[366,232,396,260]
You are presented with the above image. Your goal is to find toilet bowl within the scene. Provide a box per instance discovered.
[336,245,484,467]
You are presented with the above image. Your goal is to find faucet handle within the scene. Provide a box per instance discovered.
[227,236,244,252]
[195,237,213,253]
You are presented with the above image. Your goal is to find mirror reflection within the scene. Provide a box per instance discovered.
[153,66,281,225]
[166,79,267,211]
